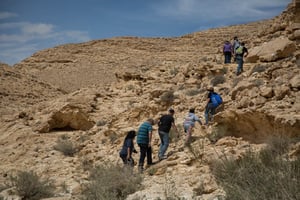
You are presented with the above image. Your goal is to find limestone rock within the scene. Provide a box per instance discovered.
[260,86,274,98]
[246,37,296,63]
[290,74,300,89]
[34,104,94,133]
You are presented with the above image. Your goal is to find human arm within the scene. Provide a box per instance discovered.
[148,131,152,147]
[126,147,131,160]
[244,48,248,57]
[172,122,180,138]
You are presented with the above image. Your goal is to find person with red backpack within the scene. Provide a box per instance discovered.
[204,87,223,125]
[223,40,232,64]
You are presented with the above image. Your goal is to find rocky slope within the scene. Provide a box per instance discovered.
[0,1,299,199]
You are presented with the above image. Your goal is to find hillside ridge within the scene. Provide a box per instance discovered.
[0,1,299,199]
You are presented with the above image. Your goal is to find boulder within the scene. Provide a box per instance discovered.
[260,86,274,98]
[290,74,300,89]
[35,104,94,133]
[246,37,296,63]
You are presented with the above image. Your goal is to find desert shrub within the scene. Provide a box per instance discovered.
[251,78,265,87]
[250,65,266,74]
[53,137,77,156]
[186,140,205,162]
[232,76,243,88]
[8,170,55,200]
[170,67,179,76]
[160,91,175,103]
[82,164,143,200]
[265,135,291,156]
[0,184,8,192]
[96,120,106,126]
[210,75,226,86]
[109,132,118,144]
[211,141,300,200]
[185,89,201,96]
[208,125,227,143]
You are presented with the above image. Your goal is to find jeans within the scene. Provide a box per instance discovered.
[204,103,216,125]
[224,52,232,64]
[236,56,244,75]
[158,131,169,158]
[138,144,152,167]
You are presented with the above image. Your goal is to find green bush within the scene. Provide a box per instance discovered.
[211,140,300,200]
[82,164,143,200]
[9,170,55,200]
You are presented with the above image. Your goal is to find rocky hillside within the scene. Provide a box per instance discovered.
[0,1,299,200]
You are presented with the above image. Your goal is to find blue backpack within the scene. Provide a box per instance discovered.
[211,93,223,107]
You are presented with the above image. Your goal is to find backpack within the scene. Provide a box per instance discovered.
[235,46,243,55]
[211,93,223,107]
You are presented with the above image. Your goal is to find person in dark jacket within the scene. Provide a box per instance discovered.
[119,130,137,167]
[158,108,178,160]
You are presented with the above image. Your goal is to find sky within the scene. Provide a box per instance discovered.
[0,0,291,65]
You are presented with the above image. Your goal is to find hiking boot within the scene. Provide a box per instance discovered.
[159,155,167,161]
[138,165,144,173]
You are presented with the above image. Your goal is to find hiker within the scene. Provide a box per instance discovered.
[183,108,202,145]
[232,36,240,61]
[223,40,232,64]
[204,87,223,125]
[136,118,155,172]
[158,108,178,160]
[119,130,137,168]
[235,42,248,75]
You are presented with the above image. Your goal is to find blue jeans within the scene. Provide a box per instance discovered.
[138,144,152,167]
[204,103,216,125]
[236,56,244,75]
[158,131,169,158]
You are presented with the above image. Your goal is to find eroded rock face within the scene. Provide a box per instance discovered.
[214,110,300,143]
[34,104,94,133]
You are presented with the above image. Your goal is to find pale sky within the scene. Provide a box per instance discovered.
[0,0,291,65]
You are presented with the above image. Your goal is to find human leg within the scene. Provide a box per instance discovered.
[205,103,215,125]
[146,146,153,165]
[185,125,193,145]
[224,52,231,64]
[120,154,127,165]
[138,144,147,171]
[236,56,243,75]
[158,131,169,158]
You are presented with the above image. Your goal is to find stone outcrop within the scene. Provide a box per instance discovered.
[246,37,296,62]
[34,103,94,133]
